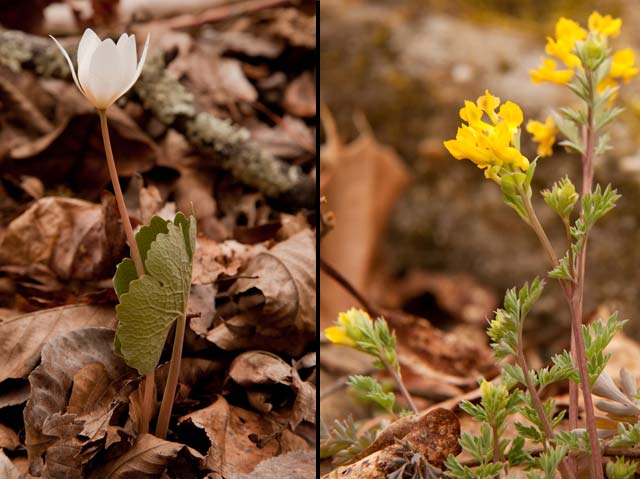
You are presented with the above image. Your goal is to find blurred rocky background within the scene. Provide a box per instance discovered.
[321,0,640,350]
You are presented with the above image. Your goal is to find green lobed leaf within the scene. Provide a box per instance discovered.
[114,214,196,375]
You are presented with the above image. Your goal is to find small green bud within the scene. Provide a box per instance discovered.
[542,176,579,221]
[577,36,608,70]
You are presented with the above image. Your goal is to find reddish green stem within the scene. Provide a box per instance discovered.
[99,109,156,436]
[155,312,187,439]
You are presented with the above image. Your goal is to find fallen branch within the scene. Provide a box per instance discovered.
[0,27,315,210]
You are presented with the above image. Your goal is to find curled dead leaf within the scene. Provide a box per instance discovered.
[226,351,315,429]
[0,305,115,383]
[0,196,127,282]
[24,328,134,477]
[207,229,316,356]
[86,433,203,479]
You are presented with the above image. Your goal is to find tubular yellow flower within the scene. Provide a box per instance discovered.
[444,91,529,181]
[610,48,639,83]
[477,90,501,124]
[325,308,372,348]
[530,58,574,85]
[325,326,356,347]
[588,11,621,38]
[526,116,557,158]
[498,101,524,130]
[544,17,586,69]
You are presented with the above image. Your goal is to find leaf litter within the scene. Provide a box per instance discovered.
[0,1,316,477]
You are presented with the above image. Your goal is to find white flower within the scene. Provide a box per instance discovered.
[50,28,149,110]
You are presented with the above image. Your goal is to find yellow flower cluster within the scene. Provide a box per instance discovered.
[526,116,557,158]
[325,308,371,347]
[530,12,637,88]
[444,91,529,182]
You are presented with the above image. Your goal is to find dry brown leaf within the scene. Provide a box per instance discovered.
[207,229,315,356]
[177,395,229,475]
[265,8,316,49]
[250,115,314,159]
[191,238,257,285]
[228,450,315,479]
[0,422,19,450]
[217,30,284,58]
[0,304,115,383]
[319,110,410,329]
[86,433,203,479]
[24,328,134,477]
[223,405,310,476]
[283,72,316,118]
[67,362,111,415]
[0,379,30,409]
[0,196,127,282]
[0,449,23,479]
[4,84,158,198]
[226,351,315,429]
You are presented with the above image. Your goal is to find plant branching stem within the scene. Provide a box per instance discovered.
[98,109,155,436]
[516,348,575,479]
[376,345,418,414]
[570,67,604,479]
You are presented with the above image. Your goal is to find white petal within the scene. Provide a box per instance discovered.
[49,35,85,97]
[121,34,149,95]
[116,34,137,96]
[77,28,101,66]
[87,38,122,109]
[78,31,102,95]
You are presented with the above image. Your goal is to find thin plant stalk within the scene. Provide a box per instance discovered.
[516,334,575,479]
[376,345,418,414]
[569,67,604,479]
[155,312,187,438]
[98,109,155,435]
[520,189,602,478]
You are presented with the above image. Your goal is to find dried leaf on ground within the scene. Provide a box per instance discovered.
[176,395,229,475]
[0,305,115,382]
[0,196,126,282]
[223,405,310,476]
[4,85,158,198]
[0,449,23,479]
[228,449,316,479]
[226,351,316,429]
[0,422,20,450]
[283,73,316,118]
[24,328,134,477]
[191,238,258,285]
[207,229,316,356]
[86,433,203,479]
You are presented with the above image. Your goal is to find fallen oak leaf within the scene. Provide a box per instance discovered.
[0,304,115,382]
[86,433,203,479]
